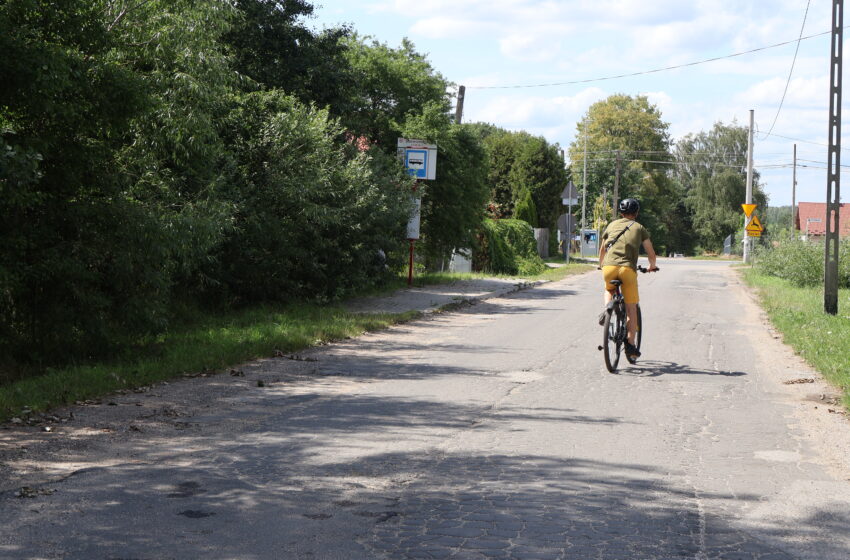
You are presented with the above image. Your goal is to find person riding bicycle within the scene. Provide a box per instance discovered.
[597,198,658,361]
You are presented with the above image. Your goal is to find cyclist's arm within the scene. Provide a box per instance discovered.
[642,239,658,270]
[598,241,607,268]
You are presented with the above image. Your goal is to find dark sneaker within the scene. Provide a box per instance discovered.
[598,310,607,326]
[625,342,641,362]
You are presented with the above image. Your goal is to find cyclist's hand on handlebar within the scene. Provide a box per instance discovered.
[649,265,660,272]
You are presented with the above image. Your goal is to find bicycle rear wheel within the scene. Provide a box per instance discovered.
[602,309,622,372]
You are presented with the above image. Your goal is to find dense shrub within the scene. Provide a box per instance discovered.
[473,219,546,276]
[513,189,538,228]
[215,91,413,303]
[754,238,850,288]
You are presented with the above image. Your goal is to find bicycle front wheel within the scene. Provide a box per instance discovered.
[635,305,642,351]
[602,309,622,372]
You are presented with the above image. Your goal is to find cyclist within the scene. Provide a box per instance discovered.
[597,198,658,360]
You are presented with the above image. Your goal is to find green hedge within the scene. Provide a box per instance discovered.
[473,219,546,276]
[753,237,850,288]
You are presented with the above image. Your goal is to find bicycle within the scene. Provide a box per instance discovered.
[598,265,658,372]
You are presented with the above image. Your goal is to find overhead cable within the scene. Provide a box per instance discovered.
[466,29,832,90]
[762,0,813,138]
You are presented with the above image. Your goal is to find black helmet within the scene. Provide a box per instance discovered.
[619,198,640,215]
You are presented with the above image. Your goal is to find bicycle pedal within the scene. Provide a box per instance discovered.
[597,345,603,351]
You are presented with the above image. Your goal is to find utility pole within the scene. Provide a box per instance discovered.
[792,144,797,236]
[743,109,755,264]
[454,85,466,124]
[613,150,621,216]
[582,119,587,234]
[825,0,843,315]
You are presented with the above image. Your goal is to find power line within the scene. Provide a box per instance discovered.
[763,0,812,137]
[466,29,833,90]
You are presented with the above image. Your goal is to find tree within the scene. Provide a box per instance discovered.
[508,136,567,231]
[675,122,768,251]
[568,94,677,252]
[477,128,566,227]
[513,189,539,227]
[341,35,453,150]
[222,0,355,113]
[0,0,160,361]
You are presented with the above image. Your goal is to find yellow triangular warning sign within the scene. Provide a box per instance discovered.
[742,204,757,217]
[746,215,764,232]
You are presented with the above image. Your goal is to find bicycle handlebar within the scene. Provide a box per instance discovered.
[637,265,660,273]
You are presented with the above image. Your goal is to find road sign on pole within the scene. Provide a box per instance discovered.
[742,204,757,218]
[398,138,437,180]
[745,215,764,236]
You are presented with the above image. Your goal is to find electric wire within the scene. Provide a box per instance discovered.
[762,0,812,138]
[466,29,832,90]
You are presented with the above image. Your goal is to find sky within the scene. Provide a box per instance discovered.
[310,0,846,207]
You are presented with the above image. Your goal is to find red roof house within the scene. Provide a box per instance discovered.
[795,202,850,237]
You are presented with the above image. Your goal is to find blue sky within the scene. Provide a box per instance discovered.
[311,0,845,207]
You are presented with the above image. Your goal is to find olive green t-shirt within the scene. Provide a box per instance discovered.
[601,218,650,269]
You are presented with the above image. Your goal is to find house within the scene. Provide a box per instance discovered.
[795,202,850,237]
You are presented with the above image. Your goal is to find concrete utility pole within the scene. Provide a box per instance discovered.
[743,109,755,264]
[582,119,588,233]
[455,85,466,124]
[825,0,843,315]
[613,150,621,215]
[792,144,797,236]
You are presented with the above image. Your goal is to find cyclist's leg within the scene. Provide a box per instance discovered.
[600,266,620,324]
[618,267,640,346]
[601,266,621,305]
[625,303,639,345]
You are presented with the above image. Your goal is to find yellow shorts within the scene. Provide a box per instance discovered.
[602,266,639,304]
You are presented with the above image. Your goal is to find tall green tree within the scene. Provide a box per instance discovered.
[342,35,452,149]
[222,0,355,113]
[478,128,566,227]
[0,0,158,361]
[568,94,678,252]
[508,136,567,231]
[675,122,767,251]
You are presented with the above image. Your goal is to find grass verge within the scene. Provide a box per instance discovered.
[0,304,418,422]
[742,268,850,410]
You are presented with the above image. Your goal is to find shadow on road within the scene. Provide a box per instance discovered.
[614,360,748,378]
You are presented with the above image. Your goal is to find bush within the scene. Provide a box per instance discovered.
[214,91,413,303]
[754,238,850,288]
[513,189,538,227]
[473,219,546,275]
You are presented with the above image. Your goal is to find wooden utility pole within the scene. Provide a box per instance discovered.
[454,85,466,124]
[613,150,621,216]
[743,110,755,264]
[825,0,843,315]
[792,144,797,236]
[582,120,587,233]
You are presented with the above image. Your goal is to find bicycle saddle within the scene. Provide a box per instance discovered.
[610,279,622,287]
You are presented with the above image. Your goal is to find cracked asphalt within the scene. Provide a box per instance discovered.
[1,259,849,559]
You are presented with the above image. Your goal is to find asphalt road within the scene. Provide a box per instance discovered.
[2,259,849,559]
